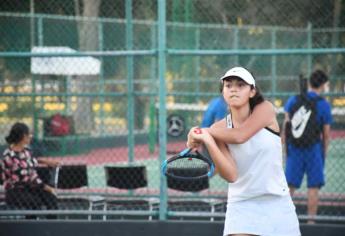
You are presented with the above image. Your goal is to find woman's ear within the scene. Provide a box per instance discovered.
[249,88,256,98]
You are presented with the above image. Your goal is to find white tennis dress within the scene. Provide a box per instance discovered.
[223,114,301,236]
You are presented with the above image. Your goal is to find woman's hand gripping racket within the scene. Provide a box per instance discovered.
[161,128,215,180]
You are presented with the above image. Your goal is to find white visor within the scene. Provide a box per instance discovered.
[220,67,255,87]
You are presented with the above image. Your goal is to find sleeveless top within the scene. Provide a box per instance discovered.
[226,114,289,203]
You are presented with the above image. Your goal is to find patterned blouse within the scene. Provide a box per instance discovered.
[0,147,42,190]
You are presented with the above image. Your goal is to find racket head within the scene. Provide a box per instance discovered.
[161,148,215,180]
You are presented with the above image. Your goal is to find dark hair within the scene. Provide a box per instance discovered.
[309,70,329,89]
[5,122,30,145]
[220,77,265,111]
[249,85,265,111]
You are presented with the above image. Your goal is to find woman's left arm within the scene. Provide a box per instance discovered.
[207,101,276,144]
[38,158,60,168]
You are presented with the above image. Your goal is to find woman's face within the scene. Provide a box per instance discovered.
[222,78,256,108]
[21,132,32,146]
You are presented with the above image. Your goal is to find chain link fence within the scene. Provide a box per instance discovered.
[0,0,344,223]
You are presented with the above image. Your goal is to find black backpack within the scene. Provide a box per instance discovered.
[286,95,322,147]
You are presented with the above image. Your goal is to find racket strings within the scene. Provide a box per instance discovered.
[167,157,208,168]
[166,157,210,178]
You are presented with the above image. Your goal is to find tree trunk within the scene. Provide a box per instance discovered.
[331,0,342,92]
[73,0,101,134]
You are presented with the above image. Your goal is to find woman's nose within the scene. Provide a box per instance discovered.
[230,86,238,92]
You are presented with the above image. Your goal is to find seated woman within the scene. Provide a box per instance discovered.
[0,122,59,219]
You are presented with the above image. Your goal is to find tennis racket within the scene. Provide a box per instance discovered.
[161,147,215,181]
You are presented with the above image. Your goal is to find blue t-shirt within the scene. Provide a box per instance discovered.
[284,91,332,152]
[201,97,228,128]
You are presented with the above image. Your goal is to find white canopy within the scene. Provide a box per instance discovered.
[31,46,101,76]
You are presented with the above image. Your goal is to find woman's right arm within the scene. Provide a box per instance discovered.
[189,126,237,183]
[44,184,56,195]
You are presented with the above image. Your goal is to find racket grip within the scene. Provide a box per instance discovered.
[161,160,168,174]
[207,164,215,177]
[179,148,192,156]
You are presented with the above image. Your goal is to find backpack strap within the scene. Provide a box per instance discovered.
[289,94,322,118]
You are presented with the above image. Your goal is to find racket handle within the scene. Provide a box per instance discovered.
[179,148,192,156]
[161,160,168,174]
[208,164,215,177]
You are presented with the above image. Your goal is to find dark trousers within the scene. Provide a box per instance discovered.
[6,185,58,219]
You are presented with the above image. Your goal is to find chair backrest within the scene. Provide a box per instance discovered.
[57,165,88,189]
[36,166,55,187]
[105,165,147,190]
[167,166,209,192]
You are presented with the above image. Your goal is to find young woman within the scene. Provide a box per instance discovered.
[1,122,59,219]
[187,67,300,236]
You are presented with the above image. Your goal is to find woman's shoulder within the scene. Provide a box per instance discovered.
[210,117,227,129]
[2,147,13,159]
[252,100,277,127]
[2,147,11,154]
[254,100,276,113]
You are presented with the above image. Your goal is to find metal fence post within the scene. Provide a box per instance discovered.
[98,20,105,135]
[149,23,157,154]
[233,26,239,65]
[158,0,167,221]
[271,27,277,99]
[307,22,313,75]
[126,0,134,163]
[195,27,200,101]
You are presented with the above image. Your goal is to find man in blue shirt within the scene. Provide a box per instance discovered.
[201,96,228,128]
[283,70,332,224]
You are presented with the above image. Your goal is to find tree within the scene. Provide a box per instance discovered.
[73,0,101,133]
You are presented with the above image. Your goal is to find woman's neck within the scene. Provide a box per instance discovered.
[230,105,251,126]
[10,143,26,152]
